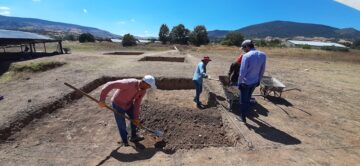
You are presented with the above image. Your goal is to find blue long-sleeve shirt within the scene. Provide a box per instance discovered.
[193,62,207,82]
[238,48,266,85]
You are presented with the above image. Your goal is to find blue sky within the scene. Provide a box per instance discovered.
[0,0,360,37]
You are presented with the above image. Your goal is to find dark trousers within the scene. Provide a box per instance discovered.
[193,80,203,105]
[112,102,137,143]
[239,83,257,120]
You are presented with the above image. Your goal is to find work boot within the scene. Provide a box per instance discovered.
[236,116,247,124]
[242,116,247,124]
[118,141,130,146]
[196,102,203,109]
[130,135,144,142]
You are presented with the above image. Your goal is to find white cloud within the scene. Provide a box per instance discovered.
[116,18,135,25]
[116,21,126,25]
[0,6,10,16]
[32,0,41,2]
[335,0,360,11]
[83,9,88,14]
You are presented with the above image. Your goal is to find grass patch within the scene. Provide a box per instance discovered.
[0,61,66,83]
[9,61,66,73]
[58,41,174,52]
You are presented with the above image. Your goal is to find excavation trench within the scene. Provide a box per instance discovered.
[103,51,144,55]
[1,76,234,151]
[219,75,241,112]
[138,56,185,62]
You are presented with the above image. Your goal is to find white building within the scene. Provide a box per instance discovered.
[287,40,347,48]
[110,39,154,44]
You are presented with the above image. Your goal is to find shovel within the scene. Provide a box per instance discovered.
[207,75,220,81]
[64,82,164,137]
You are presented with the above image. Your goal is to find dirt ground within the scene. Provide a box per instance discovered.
[0,43,360,165]
[141,90,233,150]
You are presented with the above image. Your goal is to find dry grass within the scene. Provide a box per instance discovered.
[184,44,360,64]
[9,61,66,73]
[0,61,66,83]
[2,41,175,53]
[61,41,174,52]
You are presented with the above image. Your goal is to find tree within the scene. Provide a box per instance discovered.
[189,25,209,46]
[63,34,77,41]
[352,39,360,49]
[159,24,170,44]
[268,39,282,47]
[122,33,137,47]
[169,24,190,45]
[78,33,95,43]
[221,32,244,47]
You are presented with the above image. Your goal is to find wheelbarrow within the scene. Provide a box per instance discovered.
[260,76,301,97]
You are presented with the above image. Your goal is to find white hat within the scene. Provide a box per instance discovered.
[240,40,254,49]
[143,75,157,89]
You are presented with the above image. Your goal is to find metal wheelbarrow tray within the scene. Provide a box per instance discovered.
[260,76,301,97]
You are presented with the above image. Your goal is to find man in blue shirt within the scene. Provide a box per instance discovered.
[238,40,266,123]
[193,56,211,108]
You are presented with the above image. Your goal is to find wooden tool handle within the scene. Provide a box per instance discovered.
[64,82,131,121]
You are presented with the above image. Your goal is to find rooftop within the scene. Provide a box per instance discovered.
[288,40,347,48]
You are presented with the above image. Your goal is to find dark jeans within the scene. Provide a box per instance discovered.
[239,83,257,120]
[193,80,202,105]
[112,102,137,143]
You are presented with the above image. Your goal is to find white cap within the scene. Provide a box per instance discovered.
[143,75,157,89]
[240,40,254,49]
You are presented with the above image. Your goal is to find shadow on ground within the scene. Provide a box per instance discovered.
[230,101,301,145]
[246,117,301,145]
[96,141,175,165]
[265,96,312,116]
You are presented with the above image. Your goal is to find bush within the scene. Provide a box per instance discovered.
[320,46,349,52]
[63,34,78,41]
[78,33,95,43]
[189,25,209,46]
[267,39,282,47]
[221,32,244,46]
[352,39,360,49]
[301,45,312,49]
[122,33,137,47]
